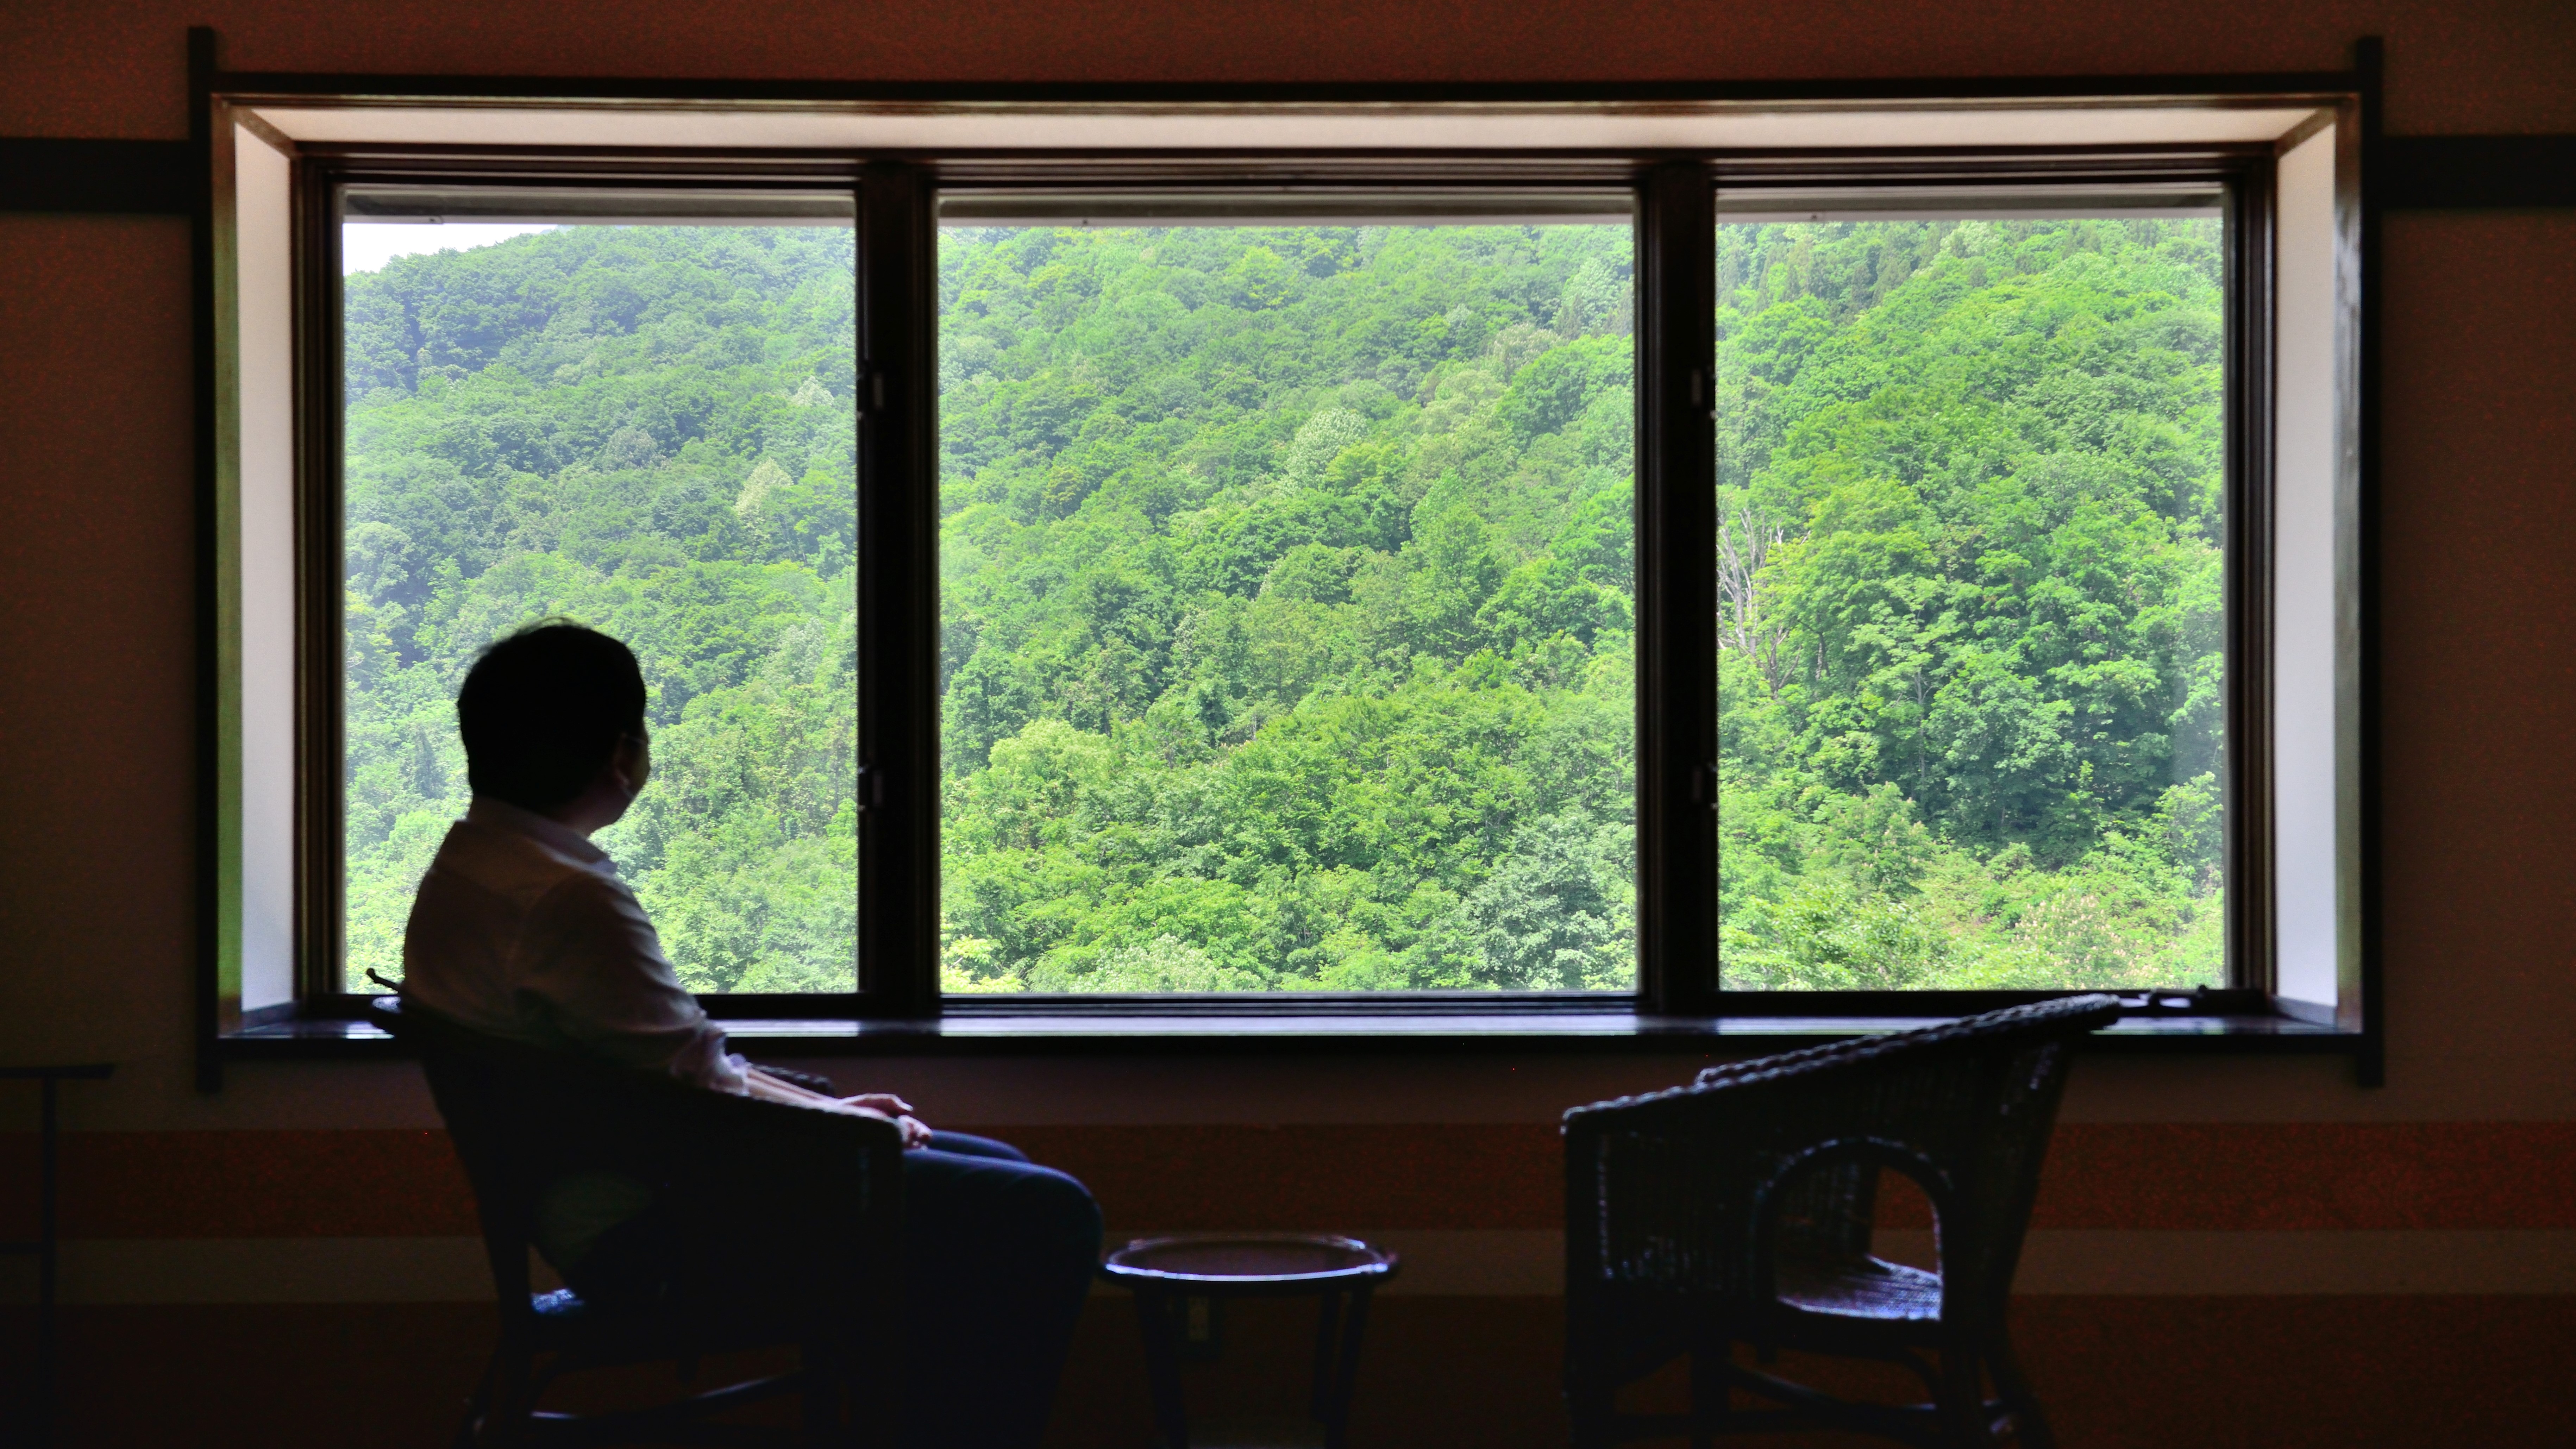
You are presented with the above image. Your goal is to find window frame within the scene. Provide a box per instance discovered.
[291,161,880,1017]
[192,65,2377,1072]
[1694,156,2282,1014]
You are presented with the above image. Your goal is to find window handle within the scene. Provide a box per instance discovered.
[1690,761,1719,809]
[857,765,890,812]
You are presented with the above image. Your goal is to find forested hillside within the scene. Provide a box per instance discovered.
[936,224,1640,991]
[1713,216,2228,989]
[340,224,859,991]
[339,208,2226,996]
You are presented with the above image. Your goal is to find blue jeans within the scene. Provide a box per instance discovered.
[900,1132,1103,1449]
[566,1131,1099,1449]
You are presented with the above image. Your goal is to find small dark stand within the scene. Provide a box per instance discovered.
[1101,1234,1398,1449]
[2,1064,112,1449]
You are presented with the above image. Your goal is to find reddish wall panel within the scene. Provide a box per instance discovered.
[14,1122,2575,1238]
[14,1296,2576,1449]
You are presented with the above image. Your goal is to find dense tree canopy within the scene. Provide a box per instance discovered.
[341,208,2226,997]
[342,223,858,991]
[936,224,1640,992]
[1713,217,2228,989]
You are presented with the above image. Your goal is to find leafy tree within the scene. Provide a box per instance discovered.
[345,210,2220,997]
[1713,217,2228,989]
[340,223,858,991]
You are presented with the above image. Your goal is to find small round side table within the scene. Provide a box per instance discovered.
[1101,1233,1400,1449]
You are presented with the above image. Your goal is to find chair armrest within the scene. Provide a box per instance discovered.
[745,1062,839,1094]
[1744,1136,1954,1292]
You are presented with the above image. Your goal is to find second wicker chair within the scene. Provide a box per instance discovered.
[1562,994,2121,1449]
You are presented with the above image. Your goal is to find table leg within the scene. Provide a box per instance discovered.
[1131,1291,1192,1449]
[36,1074,60,1449]
[1319,1285,1375,1449]
[1308,1290,1342,1424]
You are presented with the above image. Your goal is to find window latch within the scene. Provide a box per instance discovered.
[1690,761,1719,809]
[857,764,890,812]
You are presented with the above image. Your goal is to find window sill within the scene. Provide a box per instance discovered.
[213,1003,2360,1060]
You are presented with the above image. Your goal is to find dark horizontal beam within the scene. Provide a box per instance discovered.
[2382,135,2576,209]
[6,131,2569,218]
[215,1009,2364,1059]
[1,138,192,214]
[206,69,2362,107]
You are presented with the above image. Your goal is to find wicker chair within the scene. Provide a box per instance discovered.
[1562,995,2121,1449]
[371,997,903,1447]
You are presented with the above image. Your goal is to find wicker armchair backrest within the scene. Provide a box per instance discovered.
[1562,995,2119,1331]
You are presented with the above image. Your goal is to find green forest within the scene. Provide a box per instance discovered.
[937,224,1640,992]
[341,222,860,992]
[340,206,2226,996]
[1713,216,2227,990]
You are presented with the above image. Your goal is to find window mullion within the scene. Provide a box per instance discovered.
[295,153,346,1006]
[856,161,942,1018]
[2226,161,2279,1000]
[1634,161,1719,1016]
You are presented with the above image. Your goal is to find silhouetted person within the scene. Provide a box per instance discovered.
[403,620,1099,1449]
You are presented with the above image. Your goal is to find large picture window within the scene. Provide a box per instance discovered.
[201,87,2367,1049]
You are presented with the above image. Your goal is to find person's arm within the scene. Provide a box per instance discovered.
[515,871,749,1091]
[743,1068,933,1147]
[518,872,933,1144]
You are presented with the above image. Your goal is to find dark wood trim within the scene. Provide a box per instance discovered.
[1704,148,2275,182]
[0,138,193,213]
[236,1001,301,1031]
[316,160,868,188]
[1634,161,1718,1015]
[293,156,346,1002]
[309,985,2271,1022]
[2382,135,2576,209]
[856,162,942,1017]
[180,52,2417,1039]
[190,28,225,1092]
[2353,39,2388,1088]
[288,157,872,1007]
[202,71,2365,107]
[213,1008,2363,1061]
[2227,159,2280,998]
[1707,987,2277,1017]
[21,129,2576,217]
[1706,154,2276,1006]
[280,142,2272,180]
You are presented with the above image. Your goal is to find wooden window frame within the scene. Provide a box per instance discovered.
[191,43,2380,1077]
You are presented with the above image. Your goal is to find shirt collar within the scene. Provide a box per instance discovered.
[467,797,611,867]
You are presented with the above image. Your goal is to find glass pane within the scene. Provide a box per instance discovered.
[939,204,1636,993]
[340,189,858,993]
[1715,198,2227,991]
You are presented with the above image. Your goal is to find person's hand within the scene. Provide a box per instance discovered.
[840,1093,933,1149]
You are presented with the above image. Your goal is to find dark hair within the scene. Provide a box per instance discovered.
[456,621,648,812]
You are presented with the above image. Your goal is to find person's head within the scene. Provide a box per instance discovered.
[456,621,650,829]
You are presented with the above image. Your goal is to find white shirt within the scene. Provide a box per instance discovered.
[401,798,748,1093]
